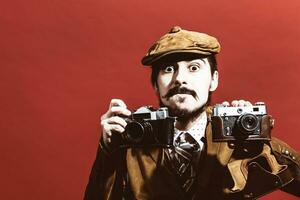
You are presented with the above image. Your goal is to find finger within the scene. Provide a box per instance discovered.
[238,100,246,107]
[101,105,131,120]
[101,120,112,136]
[110,106,131,117]
[110,99,127,109]
[101,111,110,121]
[231,100,239,107]
[111,124,125,133]
[106,116,127,128]
[244,101,252,106]
[102,99,129,119]
[221,101,230,106]
[103,123,125,135]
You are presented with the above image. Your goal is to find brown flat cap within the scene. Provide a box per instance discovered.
[141,26,221,66]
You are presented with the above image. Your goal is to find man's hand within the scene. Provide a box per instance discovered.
[221,100,252,107]
[100,99,131,150]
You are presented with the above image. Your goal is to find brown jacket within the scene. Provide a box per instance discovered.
[84,114,300,199]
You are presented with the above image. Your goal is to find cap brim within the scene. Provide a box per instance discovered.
[141,49,214,66]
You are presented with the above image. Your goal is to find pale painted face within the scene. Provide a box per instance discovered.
[155,58,219,117]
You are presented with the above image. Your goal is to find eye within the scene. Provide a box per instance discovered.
[162,65,175,73]
[189,63,201,72]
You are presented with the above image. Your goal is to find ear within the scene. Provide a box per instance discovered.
[209,71,219,91]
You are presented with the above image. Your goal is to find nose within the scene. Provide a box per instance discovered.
[173,66,188,85]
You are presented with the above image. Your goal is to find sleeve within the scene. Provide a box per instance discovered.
[271,137,300,197]
[84,139,127,200]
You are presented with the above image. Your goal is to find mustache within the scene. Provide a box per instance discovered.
[162,86,197,99]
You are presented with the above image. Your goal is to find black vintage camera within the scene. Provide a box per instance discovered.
[121,106,175,147]
[211,103,273,142]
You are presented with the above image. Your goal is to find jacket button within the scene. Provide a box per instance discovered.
[228,142,235,148]
[284,150,290,155]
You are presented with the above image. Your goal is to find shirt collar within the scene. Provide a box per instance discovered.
[174,111,208,148]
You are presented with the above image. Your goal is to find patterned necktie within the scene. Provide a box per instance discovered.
[169,132,201,193]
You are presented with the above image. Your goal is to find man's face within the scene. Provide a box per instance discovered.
[155,58,218,117]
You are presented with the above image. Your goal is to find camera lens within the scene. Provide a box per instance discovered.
[124,122,144,143]
[237,113,259,133]
[124,121,153,144]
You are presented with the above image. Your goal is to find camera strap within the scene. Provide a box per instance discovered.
[226,144,294,198]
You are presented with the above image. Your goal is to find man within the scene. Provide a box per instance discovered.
[84,26,300,199]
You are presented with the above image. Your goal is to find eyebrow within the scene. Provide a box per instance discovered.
[156,62,178,69]
[187,59,206,65]
[155,58,206,69]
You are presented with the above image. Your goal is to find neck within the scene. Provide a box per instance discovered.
[175,109,207,131]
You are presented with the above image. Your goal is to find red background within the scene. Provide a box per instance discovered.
[1,0,300,199]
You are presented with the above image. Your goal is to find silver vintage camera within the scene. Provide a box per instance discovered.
[121,106,175,147]
[211,103,273,142]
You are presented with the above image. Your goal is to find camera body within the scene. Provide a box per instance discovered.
[211,103,273,142]
[121,106,175,147]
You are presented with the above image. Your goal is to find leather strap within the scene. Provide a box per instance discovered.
[226,144,294,199]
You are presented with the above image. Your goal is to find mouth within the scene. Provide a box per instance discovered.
[167,94,196,105]
[171,93,193,98]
